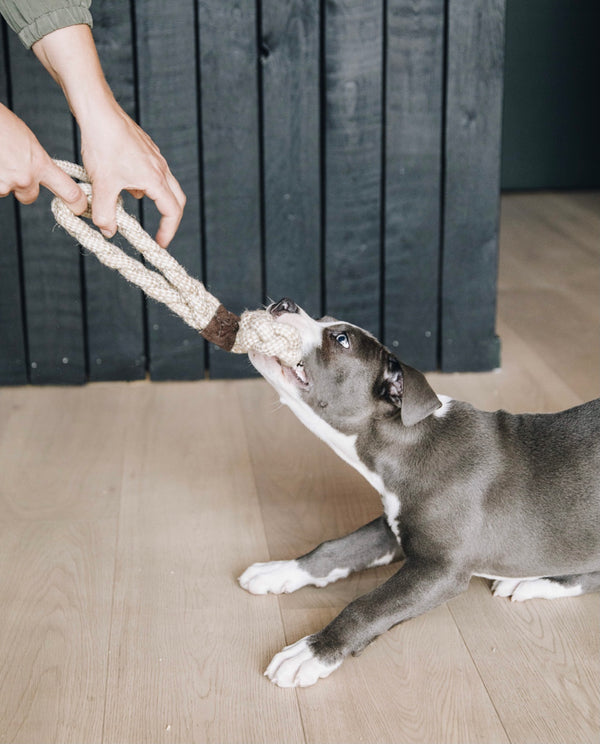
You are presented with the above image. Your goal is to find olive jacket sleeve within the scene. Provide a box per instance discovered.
[0,0,92,48]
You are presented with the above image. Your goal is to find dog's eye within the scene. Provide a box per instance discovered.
[334,332,350,349]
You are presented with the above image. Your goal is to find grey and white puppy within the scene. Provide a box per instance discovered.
[239,299,600,688]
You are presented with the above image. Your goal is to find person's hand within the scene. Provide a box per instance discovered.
[32,24,186,248]
[0,103,88,212]
[78,99,186,247]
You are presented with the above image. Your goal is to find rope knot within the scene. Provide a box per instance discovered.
[232,310,302,367]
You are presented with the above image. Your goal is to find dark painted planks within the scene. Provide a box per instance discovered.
[0,0,508,383]
[84,2,146,381]
[198,0,263,378]
[384,0,444,371]
[135,0,205,380]
[323,0,383,336]
[260,1,321,318]
[8,35,85,384]
[0,22,27,384]
[441,0,504,371]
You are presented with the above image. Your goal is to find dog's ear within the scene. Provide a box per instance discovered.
[381,356,441,426]
[399,363,442,426]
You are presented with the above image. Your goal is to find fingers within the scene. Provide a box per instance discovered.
[90,181,120,238]
[92,167,186,248]
[39,160,88,213]
[10,162,86,210]
[148,172,186,248]
[13,181,40,205]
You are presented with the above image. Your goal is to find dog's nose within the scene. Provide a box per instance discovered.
[270,298,298,316]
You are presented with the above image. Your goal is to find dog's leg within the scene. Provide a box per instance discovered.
[264,559,469,687]
[492,570,600,601]
[238,516,402,596]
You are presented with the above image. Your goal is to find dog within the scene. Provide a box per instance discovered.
[238,298,600,688]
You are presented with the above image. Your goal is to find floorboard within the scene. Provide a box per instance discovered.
[101,382,304,744]
[0,192,598,743]
[0,386,127,743]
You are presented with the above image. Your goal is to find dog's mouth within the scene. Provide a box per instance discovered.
[280,359,310,390]
[249,298,316,392]
[249,348,312,393]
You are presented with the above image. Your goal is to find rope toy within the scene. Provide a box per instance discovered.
[50,160,302,367]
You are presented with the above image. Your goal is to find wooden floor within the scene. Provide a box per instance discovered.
[0,192,598,744]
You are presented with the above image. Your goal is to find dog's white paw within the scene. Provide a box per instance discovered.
[491,578,522,598]
[238,560,313,595]
[492,577,583,601]
[264,637,342,688]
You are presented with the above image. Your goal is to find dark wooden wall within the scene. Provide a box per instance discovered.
[0,0,504,384]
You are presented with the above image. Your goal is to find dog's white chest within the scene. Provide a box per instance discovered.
[380,490,401,538]
[281,394,402,538]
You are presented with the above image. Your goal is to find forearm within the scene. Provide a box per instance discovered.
[32,24,117,128]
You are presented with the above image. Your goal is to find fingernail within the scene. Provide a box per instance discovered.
[101,228,113,239]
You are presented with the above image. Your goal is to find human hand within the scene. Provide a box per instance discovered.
[79,100,186,248]
[32,25,186,249]
[0,103,88,212]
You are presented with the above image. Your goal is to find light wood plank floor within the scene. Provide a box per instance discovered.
[0,192,598,744]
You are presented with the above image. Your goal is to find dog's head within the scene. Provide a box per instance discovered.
[249,299,441,435]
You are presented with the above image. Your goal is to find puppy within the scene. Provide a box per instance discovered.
[239,299,600,687]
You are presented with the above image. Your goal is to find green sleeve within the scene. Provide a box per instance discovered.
[0,0,92,49]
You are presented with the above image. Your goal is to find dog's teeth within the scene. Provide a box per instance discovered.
[294,364,308,385]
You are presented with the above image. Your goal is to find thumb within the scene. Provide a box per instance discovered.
[40,160,88,214]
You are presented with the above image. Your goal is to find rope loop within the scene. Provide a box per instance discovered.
[50,160,302,367]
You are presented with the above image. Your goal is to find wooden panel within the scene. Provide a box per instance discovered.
[441,0,505,371]
[497,192,600,402]
[199,0,263,378]
[82,3,146,382]
[0,198,25,385]
[0,0,510,381]
[8,36,85,384]
[0,384,130,521]
[449,578,600,744]
[324,0,383,336]
[283,605,510,744]
[260,1,322,317]
[135,0,205,381]
[0,23,27,385]
[102,382,304,743]
[0,384,128,743]
[0,521,115,743]
[383,0,444,371]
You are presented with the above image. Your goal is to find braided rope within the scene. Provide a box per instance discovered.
[50,160,302,367]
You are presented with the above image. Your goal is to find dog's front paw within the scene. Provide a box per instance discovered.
[238,560,312,595]
[265,636,342,688]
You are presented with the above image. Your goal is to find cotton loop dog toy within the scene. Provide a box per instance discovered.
[50,160,302,367]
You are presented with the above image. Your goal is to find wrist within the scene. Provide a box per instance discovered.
[32,24,117,126]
